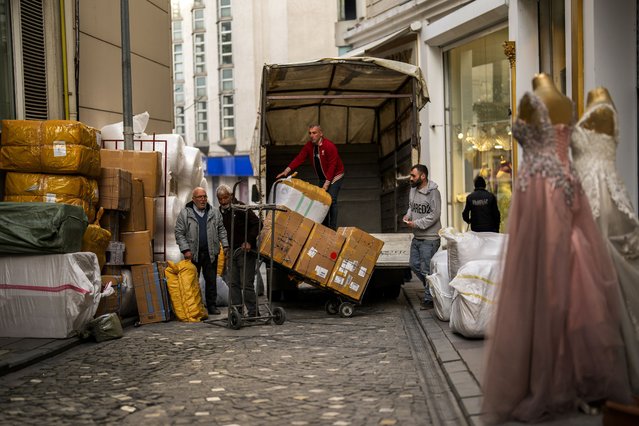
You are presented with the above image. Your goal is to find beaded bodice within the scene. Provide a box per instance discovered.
[512,92,575,204]
[572,101,638,224]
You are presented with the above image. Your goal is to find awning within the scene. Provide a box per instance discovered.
[205,155,253,176]
[341,27,411,58]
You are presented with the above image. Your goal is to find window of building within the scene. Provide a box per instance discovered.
[172,19,182,42]
[174,83,184,104]
[195,76,207,97]
[195,101,208,145]
[194,33,206,74]
[339,0,357,21]
[218,0,231,19]
[174,62,184,81]
[173,43,183,65]
[539,0,566,93]
[218,21,232,65]
[175,106,185,137]
[444,27,513,233]
[0,0,14,120]
[220,68,233,91]
[193,8,205,31]
[221,94,234,139]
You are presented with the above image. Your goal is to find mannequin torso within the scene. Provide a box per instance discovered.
[519,73,573,125]
[581,87,615,137]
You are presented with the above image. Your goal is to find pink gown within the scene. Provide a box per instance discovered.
[481,92,632,423]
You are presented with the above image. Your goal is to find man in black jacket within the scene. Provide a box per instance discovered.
[216,184,261,317]
[462,176,500,233]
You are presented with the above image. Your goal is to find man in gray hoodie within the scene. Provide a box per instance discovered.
[403,164,442,309]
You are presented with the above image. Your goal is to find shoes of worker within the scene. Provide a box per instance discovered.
[419,300,434,310]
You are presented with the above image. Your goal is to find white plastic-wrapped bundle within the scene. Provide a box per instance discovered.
[177,184,193,207]
[267,177,331,223]
[427,250,452,321]
[199,177,208,192]
[448,260,502,338]
[199,274,229,307]
[179,146,205,189]
[153,195,184,253]
[137,134,185,185]
[439,227,507,279]
[100,112,150,143]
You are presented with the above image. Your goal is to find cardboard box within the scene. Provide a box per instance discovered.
[144,197,156,233]
[94,275,123,317]
[100,149,162,197]
[121,230,153,265]
[98,167,132,211]
[326,227,384,302]
[258,208,313,269]
[121,179,146,232]
[131,262,171,324]
[293,223,346,286]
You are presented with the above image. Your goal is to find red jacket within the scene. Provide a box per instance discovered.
[287,138,345,185]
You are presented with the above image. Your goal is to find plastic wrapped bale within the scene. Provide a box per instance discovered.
[448,260,502,338]
[81,208,112,269]
[268,177,331,223]
[82,313,123,342]
[119,268,137,318]
[153,195,184,260]
[427,250,452,321]
[179,146,205,189]
[199,274,229,307]
[164,260,208,322]
[439,227,507,279]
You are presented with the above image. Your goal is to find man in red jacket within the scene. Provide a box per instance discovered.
[275,125,345,229]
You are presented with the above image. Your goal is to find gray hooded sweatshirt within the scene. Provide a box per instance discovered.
[406,179,442,240]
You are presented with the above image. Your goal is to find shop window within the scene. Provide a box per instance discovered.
[445,27,513,233]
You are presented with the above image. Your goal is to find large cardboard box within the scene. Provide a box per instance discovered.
[293,223,346,286]
[121,230,153,265]
[98,167,132,211]
[131,262,171,324]
[326,227,384,302]
[94,275,123,317]
[121,178,146,232]
[144,197,156,233]
[258,208,313,269]
[100,149,162,197]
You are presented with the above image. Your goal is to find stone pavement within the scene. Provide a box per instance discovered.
[0,280,601,425]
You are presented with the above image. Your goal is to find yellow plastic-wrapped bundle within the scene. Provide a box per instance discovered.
[270,177,332,223]
[217,243,225,276]
[0,120,101,177]
[81,208,112,269]
[164,260,209,322]
[4,172,98,221]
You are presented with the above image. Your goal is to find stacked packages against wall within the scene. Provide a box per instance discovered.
[0,252,101,338]
[0,120,101,177]
[131,262,171,325]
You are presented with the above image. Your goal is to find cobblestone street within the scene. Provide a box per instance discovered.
[0,288,463,425]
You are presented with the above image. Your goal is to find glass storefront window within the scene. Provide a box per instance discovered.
[445,27,513,233]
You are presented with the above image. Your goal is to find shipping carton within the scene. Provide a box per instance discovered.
[98,167,132,211]
[326,227,384,302]
[144,197,156,233]
[100,149,162,197]
[94,275,123,317]
[258,208,313,269]
[121,230,153,265]
[293,223,346,286]
[131,262,171,324]
[121,178,146,232]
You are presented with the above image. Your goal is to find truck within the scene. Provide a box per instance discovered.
[251,57,430,299]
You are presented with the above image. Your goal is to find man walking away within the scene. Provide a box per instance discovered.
[462,175,500,233]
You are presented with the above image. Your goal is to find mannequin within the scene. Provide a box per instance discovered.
[581,87,616,137]
[519,73,573,125]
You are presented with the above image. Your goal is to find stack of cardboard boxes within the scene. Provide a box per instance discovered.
[95,149,171,324]
[259,208,384,302]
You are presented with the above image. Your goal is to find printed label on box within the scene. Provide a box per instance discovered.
[53,141,67,157]
[358,266,367,277]
[314,265,328,279]
[307,247,317,258]
[334,276,344,285]
[349,282,360,292]
[343,260,356,272]
[45,193,56,203]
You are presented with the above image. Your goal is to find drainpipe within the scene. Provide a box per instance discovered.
[120,0,133,150]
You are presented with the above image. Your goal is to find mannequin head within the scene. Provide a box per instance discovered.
[586,87,615,109]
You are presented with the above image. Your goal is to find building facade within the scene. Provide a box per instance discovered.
[338,0,638,231]
[169,0,338,199]
[0,0,173,133]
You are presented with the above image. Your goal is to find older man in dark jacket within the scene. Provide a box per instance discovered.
[216,184,261,318]
[462,176,500,233]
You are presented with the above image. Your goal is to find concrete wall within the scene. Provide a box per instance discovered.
[78,0,173,134]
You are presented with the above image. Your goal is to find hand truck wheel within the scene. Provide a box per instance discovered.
[325,299,339,315]
[228,307,243,330]
[272,307,287,325]
[338,302,354,318]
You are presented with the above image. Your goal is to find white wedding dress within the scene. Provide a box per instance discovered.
[572,100,639,394]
